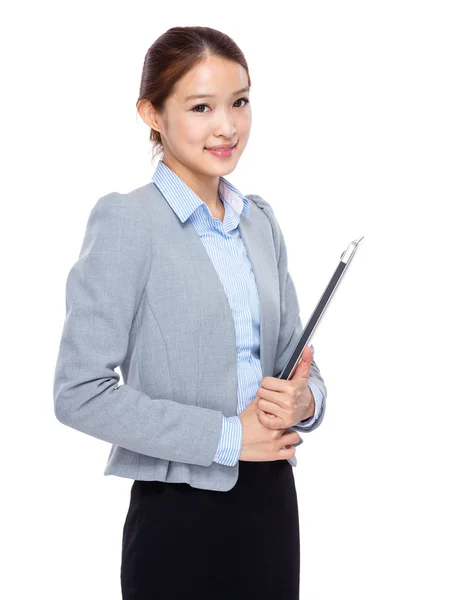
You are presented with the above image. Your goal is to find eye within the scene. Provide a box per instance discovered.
[190,97,250,113]
[191,104,210,114]
[233,97,250,108]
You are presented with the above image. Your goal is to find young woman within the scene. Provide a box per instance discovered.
[53,25,327,599]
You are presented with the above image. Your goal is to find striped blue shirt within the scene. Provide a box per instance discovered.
[152,160,323,466]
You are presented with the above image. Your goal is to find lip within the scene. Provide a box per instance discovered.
[204,142,238,158]
[205,142,238,150]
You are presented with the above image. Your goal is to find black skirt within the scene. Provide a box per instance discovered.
[120,459,300,599]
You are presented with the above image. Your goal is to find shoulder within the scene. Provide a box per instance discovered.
[246,194,277,226]
[84,192,152,252]
[246,193,283,256]
[92,191,143,214]
[246,194,280,227]
[90,191,150,228]
[246,193,273,212]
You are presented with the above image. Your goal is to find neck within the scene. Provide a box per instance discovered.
[161,158,222,212]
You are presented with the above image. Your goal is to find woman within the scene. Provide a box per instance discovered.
[53,25,327,599]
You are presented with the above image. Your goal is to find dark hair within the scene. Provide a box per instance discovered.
[136,26,251,162]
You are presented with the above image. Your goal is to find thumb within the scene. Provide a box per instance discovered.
[291,345,314,380]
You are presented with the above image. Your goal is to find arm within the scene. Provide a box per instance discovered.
[212,416,243,466]
[53,193,223,467]
[296,380,324,428]
[249,195,328,434]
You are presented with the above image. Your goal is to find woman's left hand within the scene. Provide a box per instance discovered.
[255,345,316,430]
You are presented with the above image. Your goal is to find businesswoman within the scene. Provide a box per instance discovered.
[53,26,327,599]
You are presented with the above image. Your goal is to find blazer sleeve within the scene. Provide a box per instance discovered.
[53,192,223,467]
[248,195,327,433]
[295,367,325,429]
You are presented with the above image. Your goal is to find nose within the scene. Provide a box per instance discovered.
[212,108,237,139]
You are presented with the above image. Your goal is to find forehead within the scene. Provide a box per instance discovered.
[173,56,249,100]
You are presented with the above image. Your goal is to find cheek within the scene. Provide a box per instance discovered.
[177,118,210,146]
[237,115,252,141]
[168,117,198,144]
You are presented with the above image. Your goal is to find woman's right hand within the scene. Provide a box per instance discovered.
[238,398,302,462]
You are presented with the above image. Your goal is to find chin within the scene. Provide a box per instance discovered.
[206,164,238,178]
[203,149,241,169]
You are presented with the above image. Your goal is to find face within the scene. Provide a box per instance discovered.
[139,55,252,183]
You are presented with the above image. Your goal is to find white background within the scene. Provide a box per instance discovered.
[1,1,465,598]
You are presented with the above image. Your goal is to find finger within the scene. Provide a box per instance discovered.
[257,408,284,430]
[257,397,280,417]
[257,385,293,411]
[260,376,291,393]
[291,345,313,381]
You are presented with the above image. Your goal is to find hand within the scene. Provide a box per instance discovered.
[255,345,316,430]
[238,397,301,462]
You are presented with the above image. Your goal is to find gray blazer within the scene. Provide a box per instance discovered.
[53,183,327,492]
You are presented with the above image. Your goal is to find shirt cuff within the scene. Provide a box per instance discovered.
[212,415,243,466]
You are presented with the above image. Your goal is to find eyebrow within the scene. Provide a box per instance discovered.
[184,87,250,101]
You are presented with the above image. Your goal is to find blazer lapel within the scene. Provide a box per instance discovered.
[238,204,280,380]
[147,184,280,406]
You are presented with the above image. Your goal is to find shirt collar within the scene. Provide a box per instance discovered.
[152,159,250,224]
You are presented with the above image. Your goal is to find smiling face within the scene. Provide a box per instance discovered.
[140,55,252,182]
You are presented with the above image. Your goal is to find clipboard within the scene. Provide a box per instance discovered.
[279,235,364,380]
[281,235,364,465]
